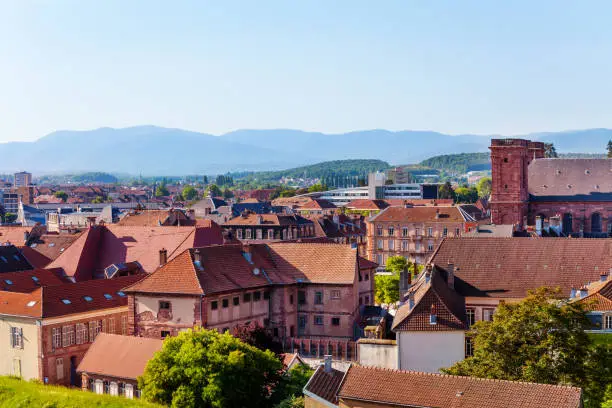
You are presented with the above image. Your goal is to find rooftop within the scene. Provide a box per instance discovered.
[370,206,471,223]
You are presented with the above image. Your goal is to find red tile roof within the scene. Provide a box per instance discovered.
[577,279,612,311]
[18,246,52,269]
[337,365,582,408]
[28,233,84,261]
[298,199,337,210]
[431,238,612,299]
[370,206,468,223]
[124,243,359,296]
[528,158,612,198]
[304,365,346,405]
[0,269,64,292]
[222,213,312,227]
[385,199,454,207]
[0,290,41,317]
[77,334,163,380]
[345,199,389,210]
[0,245,34,273]
[118,209,196,227]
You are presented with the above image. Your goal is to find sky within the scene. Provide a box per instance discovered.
[1,0,612,142]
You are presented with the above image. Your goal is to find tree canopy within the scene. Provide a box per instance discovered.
[375,256,423,305]
[437,181,456,201]
[155,183,169,197]
[181,186,198,201]
[476,177,491,198]
[544,143,559,158]
[53,190,68,202]
[206,184,222,198]
[454,186,479,203]
[139,328,283,408]
[607,139,612,158]
[443,287,612,408]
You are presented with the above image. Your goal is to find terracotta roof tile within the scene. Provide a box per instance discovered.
[346,199,389,210]
[18,246,52,269]
[338,365,582,408]
[223,213,312,227]
[431,238,612,298]
[577,279,612,311]
[370,206,468,223]
[77,333,162,380]
[0,290,41,317]
[0,269,64,292]
[304,365,346,404]
[298,199,337,210]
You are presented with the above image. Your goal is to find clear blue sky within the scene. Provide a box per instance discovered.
[2,0,612,142]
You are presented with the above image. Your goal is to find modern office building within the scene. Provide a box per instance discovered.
[14,172,32,188]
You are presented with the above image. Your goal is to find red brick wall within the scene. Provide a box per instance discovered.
[42,309,128,386]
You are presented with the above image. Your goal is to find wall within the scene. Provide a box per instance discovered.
[340,398,406,408]
[357,340,398,369]
[206,288,270,331]
[0,316,40,380]
[397,331,464,373]
[298,284,357,339]
[134,295,198,338]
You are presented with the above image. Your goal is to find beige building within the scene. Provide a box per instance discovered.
[14,172,32,188]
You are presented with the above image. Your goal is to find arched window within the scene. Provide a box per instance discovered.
[591,213,602,233]
[562,213,573,235]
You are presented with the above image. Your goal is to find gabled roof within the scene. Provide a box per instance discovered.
[77,334,163,380]
[345,199,389,211]
[431,238,612,298]
[392,269,466,331]
[0,290,41,317]
[304,365,346,406]
[337,365,582,408]
[18,246,52,269]
[370,206,469,223]
[577,278,612,311]
[124,243,359,296]
[223,213,312,227]
[298,199,337,210]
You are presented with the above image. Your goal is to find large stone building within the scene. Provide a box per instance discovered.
[490,138,612,236]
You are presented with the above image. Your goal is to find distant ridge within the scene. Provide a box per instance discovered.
[0,126,609,175]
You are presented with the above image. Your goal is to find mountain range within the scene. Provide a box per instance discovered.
[0,126,609,175]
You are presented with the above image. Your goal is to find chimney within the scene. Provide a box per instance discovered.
[600,273,608,283]
[408,291,415,309]
[429,304,437,325]
[570,287,577,299]
[257,215,263,225]
[425,270,431,284]
[193,248,202,264]
[579,286,588,299]
[159,248,168,267]
[447,263,455,290]
[413,259,419,277]
[535,216,543,236]
[23,231,30,243]
[323,355,332,373]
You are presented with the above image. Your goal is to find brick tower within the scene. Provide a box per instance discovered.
[489,139,544,227]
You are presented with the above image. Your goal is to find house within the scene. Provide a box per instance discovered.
[303,363,583,408]
[307,214,367,247]
[78,333,162,398]
[46,205,118,233]
[46,223,226,281]
[123,242,377,360]
[117,208,196,226]
[366,206,477,266]
[358,238,612,373]
[0,275,143,385]
[296,199,337,216]
[222,213,315,242]
[490,138,612,236]
[281,352,308,371]
[345,199,389,216]
[574,273,612,333]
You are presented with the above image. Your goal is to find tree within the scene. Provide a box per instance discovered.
[272,365,313,407]
[155,183,169,197]
[53,190,68,202]
[182,186,198,201]
[230,322,282,356]
[476,177,492,198]
[544,143,558,158]
[91,196,104,204]
[307,183,327,193]
[139,328,283,408]
[374,256,407,305]
[275,395,304,408]
[454,186,479,203]
[437,181,456,201]
[443,288,612,408]
[607,139,612,158]
[222,188,234,199]
[206,184,222,198]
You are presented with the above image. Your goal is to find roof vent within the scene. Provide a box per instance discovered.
[585,169,591,175]
[253,268,260,276]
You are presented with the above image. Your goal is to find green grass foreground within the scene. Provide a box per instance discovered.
[0,376,160,408]
[589,332,612,347]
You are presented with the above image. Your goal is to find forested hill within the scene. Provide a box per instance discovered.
[419,153,491,174]
[234,159,390,184]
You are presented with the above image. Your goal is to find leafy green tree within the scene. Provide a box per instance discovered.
[308,183,328,193]
[374,256,408,305]
[607,139,612,158]
[476,177,492,198]
[91,196,104,204]
[454,186,479,203]
[544,143,559,158]
[443,288,612,408]
[139,328,283,408]
[182,186,198,201]
[230,322,282,356]
[53,190,68,202]
[206,184,222,198]
[272,364,313,407]
[437,181,456,201]
[222,188,234,199]
[4,212,17,223]
[155,183,169,197]
[275,395,304,408]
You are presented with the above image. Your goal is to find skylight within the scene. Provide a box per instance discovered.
[48,243,55,247]
[83,296,93,302]
[31,276,39,282]
[104,294,113,300]
[26,301,37,307]
[0,256,7,263]
[61,299,71,304]
[4,280,13,285]
[116,291,126,297]
[13,255,21,261]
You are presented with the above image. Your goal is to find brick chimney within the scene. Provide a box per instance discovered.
[159,248,168,267]
[323,355,332,373]
[447,263,455,290]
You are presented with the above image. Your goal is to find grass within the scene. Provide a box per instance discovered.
[589,332,612,348]
[0,376,161,408]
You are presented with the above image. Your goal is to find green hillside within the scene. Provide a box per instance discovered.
[0,376,160,408]
[419,153,491,174]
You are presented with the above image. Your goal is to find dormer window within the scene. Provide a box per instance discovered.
[0,256,7,263]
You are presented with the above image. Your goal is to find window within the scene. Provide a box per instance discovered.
[465,337,474,357]
[314,291,323,305]
[377,239,383,250]
[75,323,88,344]
[376,227,383,236]
[376,254,383,265]
[330,290,340,299]
[289,294,294,304]
[89,321,101,342]
[53,328,61,350]
[427,227,433,237]
[388,227,394,236]
[211,301,218,310]
[103,293,113,300]
[233,297,240,306]
[161,331,171,339]
[121,316,128,335]
[10,327,23,349]
[263,291,270,300]
[222,298,229,308]
[605,315,612,329]
[402,227,409,237]
[256,229,263,240]
[108,318,115,334]
[297,290,306,305]
[365,296,370,304]
[364,272,369,281]
[331,317,340,326]
[314,315,324,325]
[245,229,252,239]
[56,358,64,380]
[483,308,495,322]
[62,325,75,347]
[466,308,476,327]
[237,229,243,239]
[61,299,71,305]
[388,240,394,250]
[159,301,171,311]
[243,293,251,302]
[4,279,12,285]
[401,240,409,250]
[268,229,274,240]
[443,227,448,237]
[83,296,93,302]
[415,228,421,236]
[253,291,261,301]
[427,241,434,251]
[298,315,307,328]
[117,291,126,297]
[455,228,460,237]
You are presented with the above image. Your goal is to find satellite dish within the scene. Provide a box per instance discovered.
[253,268,260,275]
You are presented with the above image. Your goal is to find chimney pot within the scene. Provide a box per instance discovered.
[159,248,168,267]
